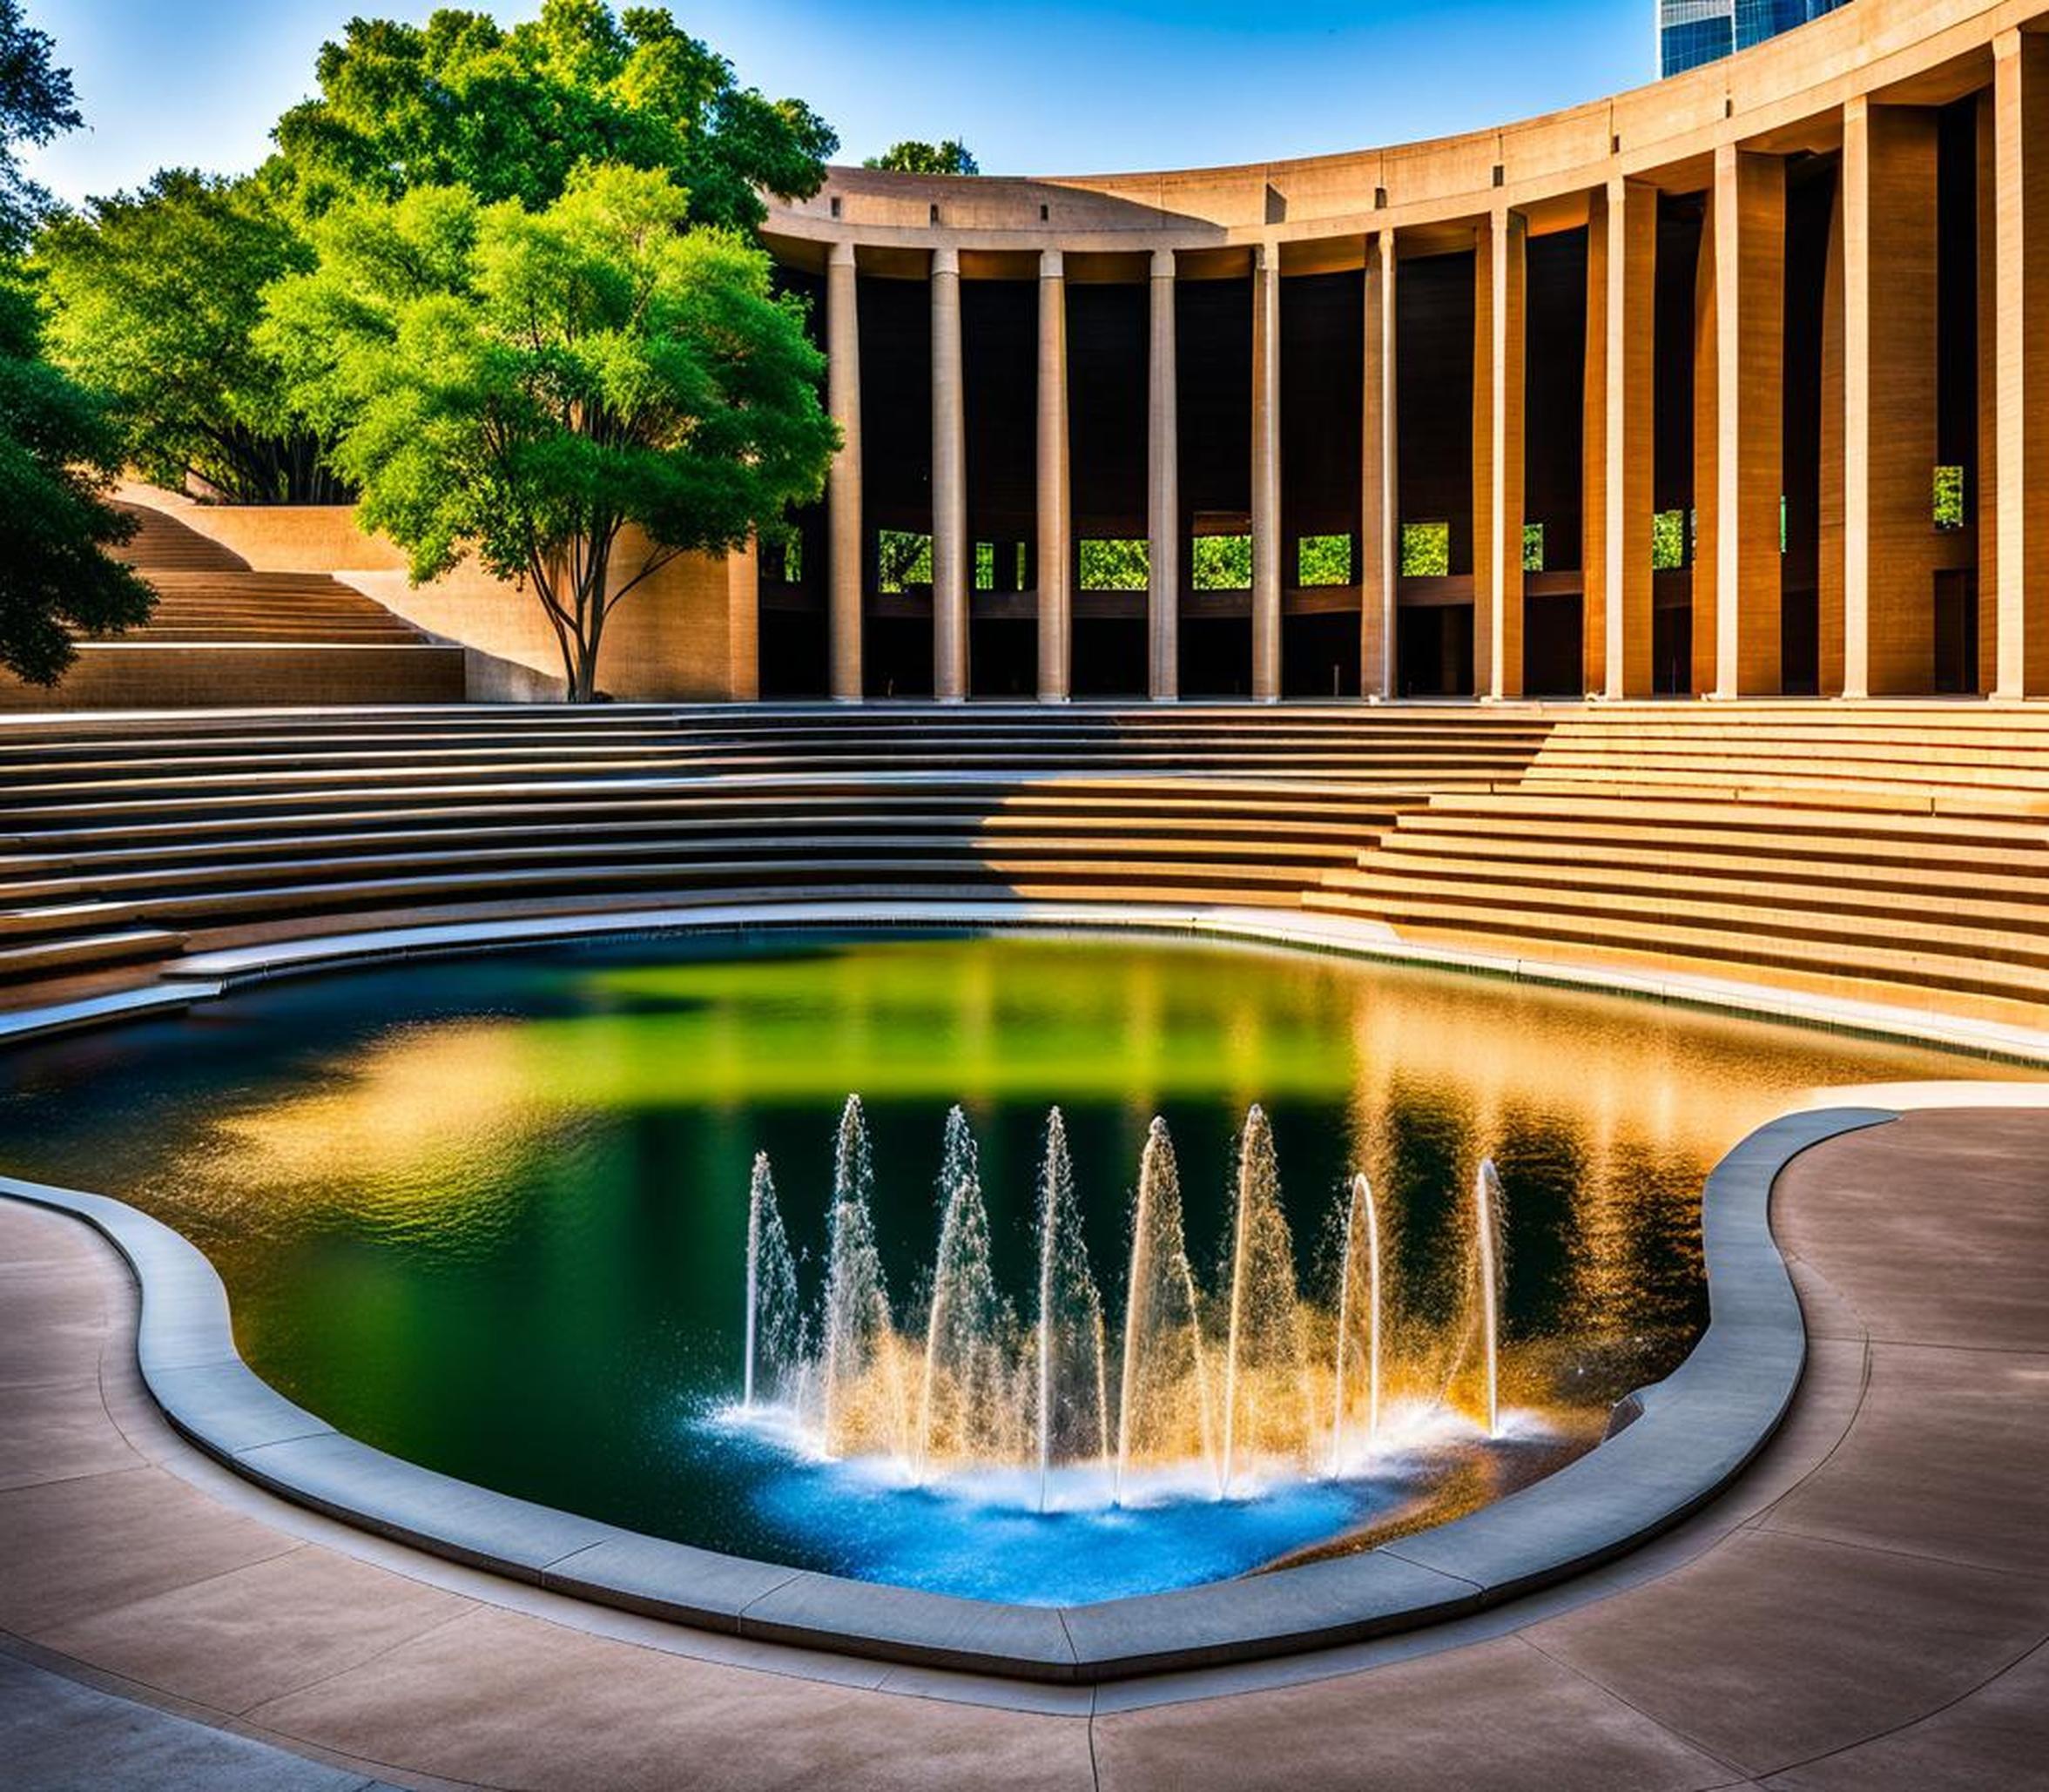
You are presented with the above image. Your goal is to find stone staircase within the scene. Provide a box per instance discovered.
[1306,706,2049,1026]
[0,505,467,710]
[0,705,1548,988]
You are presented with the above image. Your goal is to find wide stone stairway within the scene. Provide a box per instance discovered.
[5,700,2049,1039]
[1309,705,2049,1027]
[0,505,466,711]
[0,705,1547,987]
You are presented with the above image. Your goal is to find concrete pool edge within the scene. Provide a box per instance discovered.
[0,912,1907,1683]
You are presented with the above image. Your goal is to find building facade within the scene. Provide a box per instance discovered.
[746,0,2049,707]
[1661,0,1853,77]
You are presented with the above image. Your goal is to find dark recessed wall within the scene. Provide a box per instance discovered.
[1396,250,1477,576]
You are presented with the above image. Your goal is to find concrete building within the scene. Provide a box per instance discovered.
[742,0,2048,708]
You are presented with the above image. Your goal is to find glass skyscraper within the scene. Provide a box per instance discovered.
[1660,0,1852,77]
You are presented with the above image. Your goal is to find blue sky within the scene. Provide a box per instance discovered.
[24,0,1660,205]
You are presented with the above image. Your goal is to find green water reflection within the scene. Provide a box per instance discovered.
[0,931,2001,1597]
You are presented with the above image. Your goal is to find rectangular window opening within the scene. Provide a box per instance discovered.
[1651,509,1688,572]
[1522,522,1545,575]
[974,541,996,592]
[1399,521,1451,578]
[1190,534,1252,590]
[1934,465,1966,533]
[876,529,934,594]
[1297,534,1353,587]
[1078,538,1150,591]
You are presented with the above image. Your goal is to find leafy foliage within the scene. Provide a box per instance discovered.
[1078,538,1149,591]
[260,165,837,699]
[36,170,342,502]
[863,139,979,177]
[1297,533,1352,587]
[273,0,837,228]
[1652,508,1688,572]
[875,529,932,592]
[1399,521,1450,578]
[1191,534,1250,590]
[0,269,154,683]
[0,0,78,253]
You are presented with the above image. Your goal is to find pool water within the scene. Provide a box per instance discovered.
[0,931,1994,1603]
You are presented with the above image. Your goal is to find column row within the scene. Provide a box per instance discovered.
[815,58,2049,704]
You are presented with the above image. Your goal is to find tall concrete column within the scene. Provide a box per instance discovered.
[1474,207,1526,700]
[1703,144,1787,699]
[1582,186,1610,697]
[930,246,968,701]
[1036,249,1072,703]
[1841,98,1872,699]
[1994,30,2049,699]
[1843,98,1941,698]
[826,242,863,700]
[1603,177,1658,699]
[1147,248,1179,701]
[1362,230,1398,699]
[1250,242,1284,702]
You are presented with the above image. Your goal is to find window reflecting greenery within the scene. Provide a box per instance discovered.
[1400,521,1451,577]
[1652,509,1688,572]
[876,529,933,593]
[1078,538,1149,590]
[1522,522,1545,574]
[1016,542,1029,590]
[1297,534,1353,586]
[1934,465,1965,533]
[1191,534,1251,589]
[974,541,995,591]
[764,534,803,584]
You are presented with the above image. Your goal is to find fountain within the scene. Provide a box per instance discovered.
[738,1101,1516,1508]
[742,1152,800,1411]
[1033,1108,1111,1507]
[1476,1157,1506,1438]
[1115,1117,1219,1501]
[915,1107,1015,1476]
[1327,1172,1382,1472]
[1218,1106,1311,1494]
[818,1095,907,1458]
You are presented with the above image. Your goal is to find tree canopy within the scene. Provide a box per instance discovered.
[37,170,342,502]
[273,0,837,228]
[0,266,153,684]
[863,138,979,177]
[260,164,838,699]
[0,0,77,252]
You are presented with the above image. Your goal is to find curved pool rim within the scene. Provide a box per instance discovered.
[0,909,1900,1681]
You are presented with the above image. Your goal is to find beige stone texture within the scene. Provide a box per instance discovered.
[1361,231,1398,697]
[827,240,865,700]
[1036,249,1072,702]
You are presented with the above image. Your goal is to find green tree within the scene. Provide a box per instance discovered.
[0,0,78,253]
[37,170,342,502]
[0,266,154,683]
[863,138,978,176]
[260,165,838,701]
[0,1,154,684]
[273,0,837,228]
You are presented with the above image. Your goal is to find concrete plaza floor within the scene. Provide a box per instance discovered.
[2,1108,2046,1790]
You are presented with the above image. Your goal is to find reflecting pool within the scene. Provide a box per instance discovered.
[0,931,1998,1603]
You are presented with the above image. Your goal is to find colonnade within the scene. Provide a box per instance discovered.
[799,24,2049,705]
